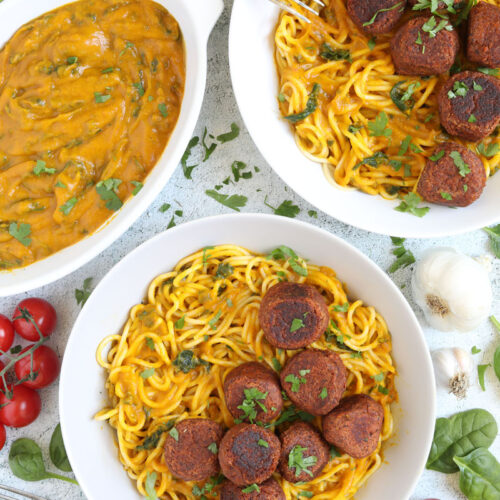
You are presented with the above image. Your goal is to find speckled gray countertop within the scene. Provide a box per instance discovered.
[0,1,499,499]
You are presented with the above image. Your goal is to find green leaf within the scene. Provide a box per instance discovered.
[159,203,171,213]
[94,92,111,103]
[207,442,218,454]
[450,151,471,177]
[59,197,78,215]
[493,346,500,384]
[141,368,155,379]
[49,424,72,472]
[426,409,498,473]
[172,350,209,374]
[390,81,420,113]
[471,346,481,355]
[205,190,248,212]
[367,37,376,50]
[33,160,56,176]
[75,277,93,307]
[265,197,300,218]
[145,471,158,500]
[181,136,199,179]
[353,151,388,170]
[215,262,234,280]
[242,484,260,493]
[319,43,351,62]
[66,56,78,65]
[158,103,168,117]
[491,315,500,333]
[430,150,445,161]
[363,1,404,25]
[169,427,179,441]
[175,315,185,329]
[288,445,318,477]
[367,112,392,138]
[332,303,349,312]
[285,83,321,123]
[272,357,282,372]
[477,364,490,391]
[267,245,308,276]
[96,178,123,211]
[131,181,143,195]
[146,337,155,350]
[477,142,499,158]
[454,448,500,500]
[319,387,328,400]
[216,122,240,143]
[395,192,429,218]
[290,317,305,332]
[9,222,31,246]
[483,225,500,259]
[478,67,499,76]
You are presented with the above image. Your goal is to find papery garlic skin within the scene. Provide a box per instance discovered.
[432,348,473,399]
[412,248,492,332]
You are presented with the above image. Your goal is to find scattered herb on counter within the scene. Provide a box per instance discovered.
[395,192,429,217]
[167,216,176,229]
[388,237,416,272]
[33,160,56,176]
[367,112,392,138]
[202,127,217,161]
[9,438,78,484]
[477,142,499,158]
[471,346,481,355]
[181,136,200,179]
[284,83,321,123]
[264,196,300,218]
[426,409,498,473]
[205,189,248,212]
[231,161,252,182]
[477,364,490,391]
[308,210,318,218]
[217,122,240,143]
[75,277,93,307]
[288,445,317,477]
[483,224,500,258]
[363,1,404,26]
[159,203,171,213]
[267,245,308,277]
[49,424,72,472]
[96,178,123,211]
[319,43,352,62]
[9,222,31,246]
[145,471,158,500]
[59,197,78,215]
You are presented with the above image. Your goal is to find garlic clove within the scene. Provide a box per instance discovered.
[432,347,473,399]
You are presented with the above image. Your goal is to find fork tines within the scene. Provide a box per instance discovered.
[270,0,325,23]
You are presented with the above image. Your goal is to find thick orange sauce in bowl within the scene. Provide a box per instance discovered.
[0,0,185,270]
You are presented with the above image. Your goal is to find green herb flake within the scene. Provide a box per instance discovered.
[217,122,240,143]
[96,178,123,211]
[430,150,445,161]
[175,315,185,329]
[367,112,392,138]
[131,181,143,195]
[159,203,171,213]
[94,92,111,104]
[395,192,430,218]
[449,151,470,177]
[9,222,32,246]
[440,191,452,201]
[75,277,93,307]
[181,136,199,179]
[207,442,218,454]
[158,103,168,117]
[471,346,481,354]
[258,439,269,448]
[285,83,321,123]
[272,357,282,372]
[468,114,477,123]
[368,37,376,50]
[320,43,352,62]
[285,373,308,393]
[478,67,499,76]
[290,317,305,332]
[363,1,404,26]
[33,160,56,176]
[205,190,248,212]
[288,445,318,477]
[477,364,490,391]
[145,471,158,500]
[141,368,155,379]
[483,225,500,258]
[477,142,499,158]
[333,303,349,312]
[265,196,300,218]
[319,387,328,400]
[242,484,260,494]
[169,427,179,441]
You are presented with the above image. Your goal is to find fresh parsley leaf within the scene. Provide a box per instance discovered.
[207,442,218,454]
[471,346,481,354]
[242,484,260,494]
[181,136,199,179]
[66,56,78,65]
[390,236,405,245]
[319,43,351,62]
[33,160,56,176]
[319,387,328,400]
[332,303,349,312]
[330,446,341,458]
[477,142,499,158]
[217,122,240,143]
[368,36,376,50]
[202,127,217,161]
[478,67,499,76]
[390,81,420,112]
[264,196,300,218]
[483,224,500,258]
[131,181,143,195]
[353,151,388,169]
[146,337,155,350]
[96,178,123,211]
[389,239,416,272]
[145,471,158,500]
[308,210,318,218]
[272,357,282,372]
[59,197,78,215]
[237,387,268,423]
[288,445,318,477]
[75,277,93,307]
[258,439,269,448]
[285,83,321,123]
[472,81,483,91]
[94,92,111,103]
[441,191,452,201]
[348,124,362,134]
[55,181,67,188]
[158,103,168,117]
[209,310,221,330]
[175,315,185,329]
[267,245,308,276]
[395,192,429,217]
[173,350,210,373]
[290,317,305,332]
[468,114,477,123]
[367,112,392,138]
[205,190,248,212]
[159,203,171,213]
[449,151,470,177]
[169,427,179,441]
[377,384,389,395]
[430,150,445,161]
[285,373,308,393]
[215,262,234,280]
[141,368,155,379]
[9,222,31,246]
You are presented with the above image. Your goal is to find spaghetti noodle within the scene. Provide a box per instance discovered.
[274,0,500,200]
[96,245,397,499]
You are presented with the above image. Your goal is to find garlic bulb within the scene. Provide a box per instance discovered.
[411,247,492,332]
[432,348,473,399]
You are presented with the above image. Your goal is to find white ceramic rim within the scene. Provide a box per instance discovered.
[0,0,224,297]
[60,213,436,500]
[228,0,500,238]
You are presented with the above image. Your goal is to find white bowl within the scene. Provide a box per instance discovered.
[0,0,223,297]
[60,213,436,500]
[228,0,500,238]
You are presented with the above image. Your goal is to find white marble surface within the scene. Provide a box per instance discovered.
[0,1,499,499]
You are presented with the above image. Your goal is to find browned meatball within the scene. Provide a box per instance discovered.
[322,394,384,459]
[220,478,285,500]
[219,424,281,486]
[164,419,224,481]
[278,422,330,483]
[467,2,500,68]
[438,71,500,141]
[390,16,459,76]
[346,0,407,34]
[224,362,283,424]
[280,349,347,416]
[417,142,486,207]
[259,282,329,350]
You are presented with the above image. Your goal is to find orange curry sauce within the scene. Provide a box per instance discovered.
[0,0,185,269]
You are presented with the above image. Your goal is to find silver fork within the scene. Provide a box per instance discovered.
[0,484,47,500]
[268,0,325,23]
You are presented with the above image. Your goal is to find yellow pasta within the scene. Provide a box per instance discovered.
[275,0,500,200]
[96,245,397,499]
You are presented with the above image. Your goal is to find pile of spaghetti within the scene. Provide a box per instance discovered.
[96,245,397,499]
[275,0,500,200]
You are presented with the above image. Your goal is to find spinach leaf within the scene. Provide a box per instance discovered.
[320,43,351,62]
[426,409,498,473]
[9,438,78,484]
[285,84,321,123]
[454,448,500,500]
[49,423,72,472]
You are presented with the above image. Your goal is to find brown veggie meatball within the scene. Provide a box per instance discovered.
[219,424,281,486]
[417,142,486,207]
[346,0,407,35]
[278,422,330,483]
[259,282,329,350]
[467,2,500,68]
[438,71,500,141]
[224,362,283,424]
[322,394,384,459]
[280,349,347,416]
[220,478,286,500]
[390,16,459,76]
[164,419,224,481]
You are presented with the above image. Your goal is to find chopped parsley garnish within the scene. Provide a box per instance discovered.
[440,191,452,201]
[181,136,199,179]
[348,124,362,134]
[332,303,349,312]
[278,93,286,102]
[412,0,458,13]
[230,160,250,182]
[217,122,240,143]
[285,373,309,393]
[269,404,314,428]
[447,80,469,99]
[308,210,318,218]
[9,222,31,246]
[285,83,321,123]
[473,81,483,91]
[429,150,445,161]
[319,387,328,400]
[146,337,155,350]
[202,127,217,161]
[390,81,420,113]
[136,422,174,451]
[290,316,306,332]
[131,181,143,195]
[141,368,155,379]
[158,103,168,117]
[94,92,111,103]
[173,350,210,373]
[55,181,67,188]
[367,112,392,138]
[267,245,308,276]
[75,277,93,307]
[478,67,499,76]
[468,114,477,123]
[175,316,185,329]
[33,160,56,176]
[330,446,341,458]
[389,237,416,272]
[477,142,499,158]
[471,346,481,354]
[258,439,269,448]
[66,56,78,65]
[395,192,430,217]
[368,36,376,50]
[96,178,123,211]
[319,43,352,62]
[236,387,268,423]
[288,445,317,477]
[353,151,388,169]
[169,427,179,441]
[422,16,452,38]
[159,203,171,213]
[101,67,115,73]
[59,197,78,216]
[133,82,145,97]
[205,190,248,212]
[378,385,389,395]
[363,2,404,26]
[449,151,470,177]
[398,135,412,156]
[264,196,300,218]
[209,310,222,330]
[372,372,385,382]
[207,442,218,454]
[215,262,234,280]
[272,357,282,372]
[242,484,260,494]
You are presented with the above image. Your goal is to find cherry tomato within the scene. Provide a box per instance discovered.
[0,314,14,354]
[13,298,57,342]
[0,423,5,451]
[0,385,41,428]
[15,345,60,389]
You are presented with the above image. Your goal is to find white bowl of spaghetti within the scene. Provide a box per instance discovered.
[59,213,435,500]
[229,0,500,238]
